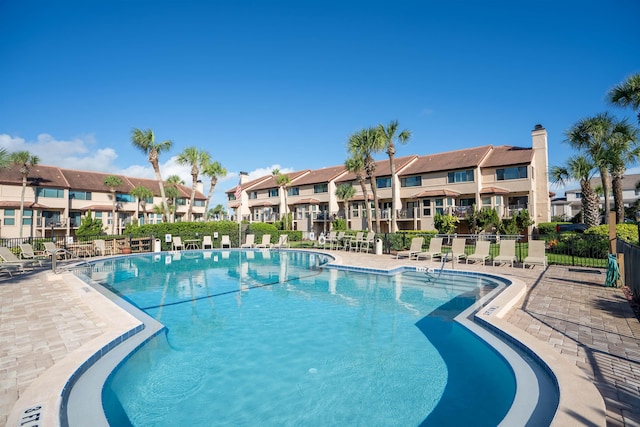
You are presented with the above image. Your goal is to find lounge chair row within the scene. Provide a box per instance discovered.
[396,237,547,268]
[170,234,289,250]
[321,231,376,252]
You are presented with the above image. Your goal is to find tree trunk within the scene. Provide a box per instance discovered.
[189,166,198,221]
[387,144,398,233]
[600,168,611,224]
[369,172,380,233]
[357,176,372,232]
[204,177,218,219]
[612,173,625,223]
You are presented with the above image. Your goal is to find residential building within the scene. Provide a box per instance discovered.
[228,125,551,234]
[0,165,206,239]
[551,173,640,221]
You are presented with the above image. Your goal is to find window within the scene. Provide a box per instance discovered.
[482,197,491,207]
[288,187,299,196]
[248,192,257,200]
[314,183,328,193]
[458,198,475,207]
[228,193,236,201]
[422,199,431,216]
[497,166,527,181]
[447,170,474,183]
[70,190,92,200]
[95,212,102,218]
[176,198,187,206]
[4,209,15,225]
[22,209,33,225]
[36,188,64,198]
[269,188,279,197]
[116,194,136,203]
[193,200,205,207]
[575,193,582,199]
[376,177,391,188]
[400,176,422,187]
[144,197,154,204]
[435,198,444,215]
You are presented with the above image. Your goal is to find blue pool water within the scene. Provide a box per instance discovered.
[92,250,516,426]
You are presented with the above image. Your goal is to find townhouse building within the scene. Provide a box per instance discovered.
[227,125,551,234]
[0,165,206,239]
[551,173,640,221]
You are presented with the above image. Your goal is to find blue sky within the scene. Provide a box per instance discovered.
[1,0,639,208]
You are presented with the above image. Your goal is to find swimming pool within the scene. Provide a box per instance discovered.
[73,250,556,426]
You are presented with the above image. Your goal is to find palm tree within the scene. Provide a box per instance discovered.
[348,127,384,232]
[272,169,291,230]
[605,120,639,222]
[201,160,227,218]
[166,175,184,222]
[0,148,10,169]
[9,151,39,238]
[176,147,211,221]
[130,185,154,225]
[379,120,411,232]
[345,155,372,232]
[131,128,173,222]
[208,204,226,221]
[565,113,621,224]
[335,183,356,229]
[103,175,123,234]
[550,155,600,227]
[608,73,640,124]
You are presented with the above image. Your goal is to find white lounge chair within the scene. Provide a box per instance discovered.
[493,239,517,267]
[93,239,114,256]
[523,240,547,269]
[349,232,364,252]
[0,246,38,271]
[396,237,424,259]
[202,235,213,249]
[450,238,467,263]
[220,235,231,248]
[256,234,272,248]
[325,231,337,249]
[43,241,68,259]
[415,237,442,261]
[172,236,184,251]
[466,240,491,264]
[241,234,255,248]
[273,234,289,248]
[359,232,376,253]
[19,243,48,263]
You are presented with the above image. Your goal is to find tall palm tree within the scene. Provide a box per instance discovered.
[550,155,600,227]
[379,120,411,232]
[272,168,291,230]
[130,185,154,225]
[565,113,621,224]
[0,148,10,169]
[176,147,211,221]
[9,151,39,238]
[335,183,356,229]
[608,73,640,124]
[208,204,226,221]
[348,127,384,232]
[166,175,184,222]
[345,155,372,232]
[201,160,227,218]
[605,120,639,222]
[131,128,173,222]
[103,175,123,234]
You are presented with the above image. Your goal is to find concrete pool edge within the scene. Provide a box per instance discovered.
[476,276,607,427]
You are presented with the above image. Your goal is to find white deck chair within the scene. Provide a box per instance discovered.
[450,238,467,263]
[240,234,255,248]
[466,240,491,264]
[273,234,289,248]
[172,236,184,251]
[220,235,231,248]
[326,231,337,249]
[359,232,376,253]
[202,235,213,249]
[493,239,517,267]
[396,237,424,259]
[93,239,114,256]
[43,241,67,259]
[415,237,442,261]
[256,234,271,248]
[523,240,547,269]
[0,246,38,271]
[19,243,48,263]
[349,232,364,252]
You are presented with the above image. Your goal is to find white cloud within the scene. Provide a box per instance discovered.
[0,133,118,172]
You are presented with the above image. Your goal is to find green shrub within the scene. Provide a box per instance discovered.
[332,218,347,230]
